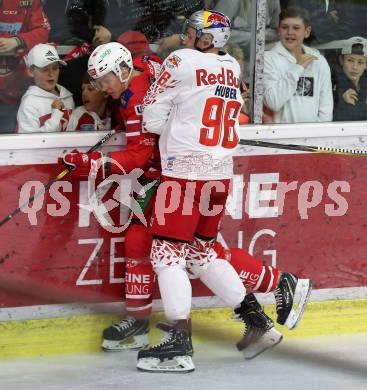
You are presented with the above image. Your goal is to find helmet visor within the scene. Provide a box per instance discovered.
[180,19,192,42]
[89,71,119,91]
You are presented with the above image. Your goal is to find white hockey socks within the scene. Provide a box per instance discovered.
[156,265,192,320]
[200,258,246,308]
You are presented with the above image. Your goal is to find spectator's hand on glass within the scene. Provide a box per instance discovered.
[0,37,19,53]
[52,99,65,110]
[297,54,318,69]
[342,88,358,106]
[93,25,112,45]
[158,34,181,53]
[329,10,339,24]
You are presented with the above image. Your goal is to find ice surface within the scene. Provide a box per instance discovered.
[1,334,366,390]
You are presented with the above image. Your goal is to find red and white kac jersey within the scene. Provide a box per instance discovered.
[0,0,50,104]
[17,84,74,133]
[66,106,111,132]
[143,48,243,180]
[109,54,162,174]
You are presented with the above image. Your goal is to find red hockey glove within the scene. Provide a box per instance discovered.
[61,149,104,179]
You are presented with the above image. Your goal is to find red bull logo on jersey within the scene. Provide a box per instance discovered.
[204,11,230,28]
[196,67,240,89]
[166,54,182,70]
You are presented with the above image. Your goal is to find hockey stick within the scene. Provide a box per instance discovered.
[239,139,367,156]
[0,130,116,227]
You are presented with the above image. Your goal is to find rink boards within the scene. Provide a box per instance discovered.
[0,126,367,357]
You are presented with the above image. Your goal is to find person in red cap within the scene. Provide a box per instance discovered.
[117,30,153,58]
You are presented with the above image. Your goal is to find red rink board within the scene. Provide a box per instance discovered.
[0,153,366,309]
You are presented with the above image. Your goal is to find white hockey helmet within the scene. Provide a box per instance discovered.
[87,42,133,84]
[182,9,231,48]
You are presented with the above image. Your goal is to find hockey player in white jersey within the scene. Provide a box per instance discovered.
[137,10,282,373]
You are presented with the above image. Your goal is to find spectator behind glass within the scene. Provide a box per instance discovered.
[43,0,108,45]
[263,6,333,123]
[117,31,153,58]
[214,0,280,55]
[43,0,72,45]
[288,0,342,43]
[333,37,367,121]
[118,31,164,78]
[45,1,108,107]
[17,44,74,133]
[0,0,50,133]
[66,0,108,43]
[67,72,111,131]
[97,1,203,52]
[337,1,367,40]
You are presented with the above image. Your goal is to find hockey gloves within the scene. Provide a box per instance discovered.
[61,149,105,179]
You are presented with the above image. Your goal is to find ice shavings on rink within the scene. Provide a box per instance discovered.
[1,334,366,390]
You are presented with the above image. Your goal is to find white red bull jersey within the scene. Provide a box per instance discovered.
[142,48,243,180]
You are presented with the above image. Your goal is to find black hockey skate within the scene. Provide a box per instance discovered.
[234,293,283,360]
[102,316,149,351]
[136,321,195,373]
[274,273,313,329]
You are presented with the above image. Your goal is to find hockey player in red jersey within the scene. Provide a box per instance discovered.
[62,41,162,176]
[61,41,162,348]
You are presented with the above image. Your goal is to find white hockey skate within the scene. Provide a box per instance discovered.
[102,316,149,351]
[274,273,313,330]
[235,293,283,360]
[137,355,195,373]
[136,322,195,373]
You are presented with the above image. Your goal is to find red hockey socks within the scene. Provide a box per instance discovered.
[125,259,155,318]
[229,248,280,292]
[124,222,155,318]
[213,242,280,293]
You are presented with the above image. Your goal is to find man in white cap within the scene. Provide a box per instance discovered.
[17,43,74,133]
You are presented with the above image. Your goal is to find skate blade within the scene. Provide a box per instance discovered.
[136,356,195,373]
[285,279,313,330]
[239,328,283,360]
[102,334,149,351]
